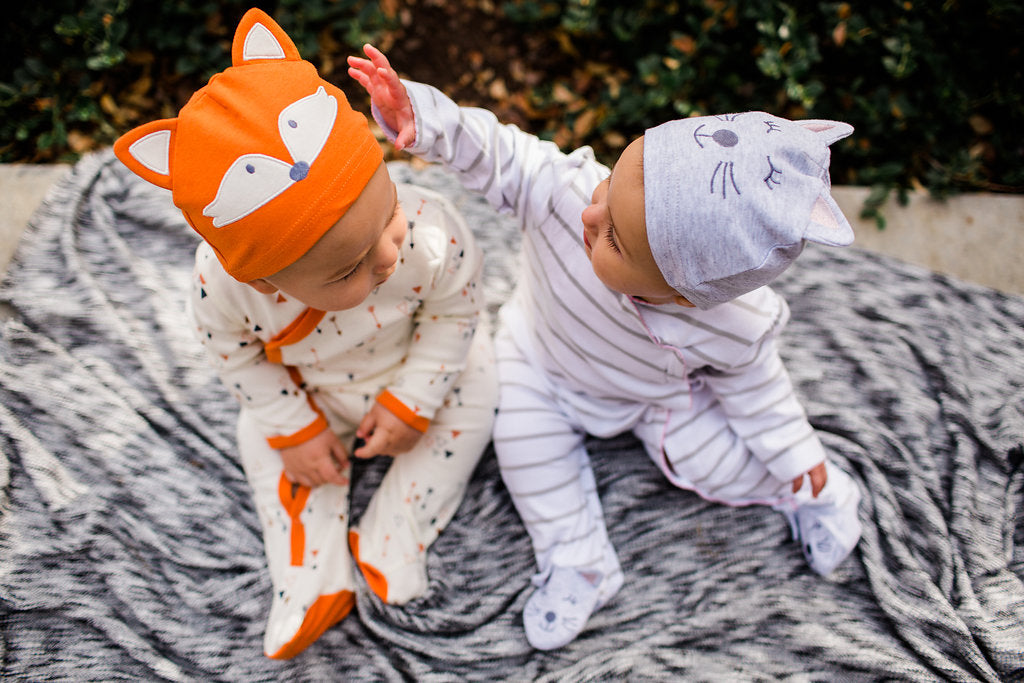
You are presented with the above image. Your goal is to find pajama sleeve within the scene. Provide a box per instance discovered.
[700,333,827,483]
[376,194,484,430]
[186,245,326,448]
[374,80,603,230]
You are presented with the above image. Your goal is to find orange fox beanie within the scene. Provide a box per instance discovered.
[113,8,382,282]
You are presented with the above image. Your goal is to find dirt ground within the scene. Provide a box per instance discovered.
[332,0,602,161]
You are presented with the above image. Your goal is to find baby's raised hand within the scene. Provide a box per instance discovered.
[347,44,416,150]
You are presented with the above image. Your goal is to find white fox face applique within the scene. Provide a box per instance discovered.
[115,14,338,224]
[202,85,338,228]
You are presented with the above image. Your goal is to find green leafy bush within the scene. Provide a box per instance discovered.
[0,1,393,161]
[500,0,1024,225]
[2,1,1022,229]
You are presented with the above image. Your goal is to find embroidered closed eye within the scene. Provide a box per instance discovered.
[764,156,782,189]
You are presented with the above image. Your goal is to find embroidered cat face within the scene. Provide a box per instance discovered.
[644,111,855,309]
[686,113,848,204]
[113,8,382,282]
[524,593,585,637]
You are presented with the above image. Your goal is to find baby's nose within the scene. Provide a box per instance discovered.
[581,203,599,228]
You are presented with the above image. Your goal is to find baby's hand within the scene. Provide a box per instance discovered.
[279,428,350,488]
[347,44,416,150]
[792,461,828,498]
[354,402,423,458]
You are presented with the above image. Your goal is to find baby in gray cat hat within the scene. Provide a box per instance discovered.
[350,45,864,652]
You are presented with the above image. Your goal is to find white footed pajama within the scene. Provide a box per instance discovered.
[236,325,495,656]
[189,183,498,657]
[377,80,862,648]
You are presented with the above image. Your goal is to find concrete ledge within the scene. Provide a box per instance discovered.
[833,186,1024,297]
[0,163,72,277]
[0,163,1021,297]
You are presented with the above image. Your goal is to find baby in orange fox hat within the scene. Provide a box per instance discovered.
[114,8,497,659]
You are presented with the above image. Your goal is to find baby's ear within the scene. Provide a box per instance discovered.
[113,118,176,190]
[798,119,854,146]
[245,279,279,295]
[231,8,301,66]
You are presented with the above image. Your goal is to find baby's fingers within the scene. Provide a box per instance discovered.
[346,56,379,84]
[347,64,370,90]
[393,128,415,151]
[361,43,392,70]
[320,460,349,487]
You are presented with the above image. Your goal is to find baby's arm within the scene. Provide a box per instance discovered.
[353,191,485,459]
[348,45,592,222]
[188,247,347,487]
[701,333,829,493]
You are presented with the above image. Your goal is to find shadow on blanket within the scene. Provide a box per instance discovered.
[1,150,1023,682]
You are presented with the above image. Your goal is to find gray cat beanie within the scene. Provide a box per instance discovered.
[644,112,854,309]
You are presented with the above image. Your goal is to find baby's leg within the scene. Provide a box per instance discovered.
[349,327,497,604]
[635,396,794,505]
[492,329,623,649]
[635,403,861,575]
[236,409,356,659]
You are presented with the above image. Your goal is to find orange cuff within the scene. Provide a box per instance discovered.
[266,414,329,450]
[376,390,430,433]
[266,365,329,449]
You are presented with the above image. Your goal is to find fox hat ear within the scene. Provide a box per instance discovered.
[231,8,301,66]
[113,118,177,190]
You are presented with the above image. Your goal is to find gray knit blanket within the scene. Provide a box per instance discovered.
[2,149,1022,682]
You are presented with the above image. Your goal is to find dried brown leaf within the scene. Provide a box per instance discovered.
[66,130,95,153]
[552,83,574,104]
[100,94,120,117]
[671,35,697,56]
[573,108,599,138]
[489,78,508,100]
[832,22,847,47]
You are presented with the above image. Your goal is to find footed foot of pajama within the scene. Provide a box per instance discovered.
[259,477,356,659]
[263,566,355,659]
[790,485,862,576]
[523,567,603,651]
[348,529,428,604]
[236,412,358,658]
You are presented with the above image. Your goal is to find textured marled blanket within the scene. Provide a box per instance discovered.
[1,150,1022,681]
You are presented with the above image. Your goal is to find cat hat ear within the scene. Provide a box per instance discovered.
[644,112,854,309]
[113,7,382,282]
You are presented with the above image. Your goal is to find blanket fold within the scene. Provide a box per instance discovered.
[1,150,1022,681]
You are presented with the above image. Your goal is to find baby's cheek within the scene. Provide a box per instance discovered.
[589,256,618,292]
